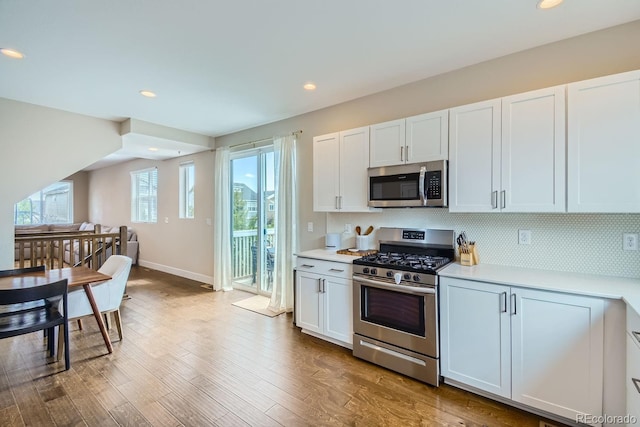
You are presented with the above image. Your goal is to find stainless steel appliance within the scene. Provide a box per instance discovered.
[368,160,447,208]
[352,227,455,386]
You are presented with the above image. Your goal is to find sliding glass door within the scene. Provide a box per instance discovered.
[230,148,275,295]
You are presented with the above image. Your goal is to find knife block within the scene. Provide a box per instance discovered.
[459,244,478,266]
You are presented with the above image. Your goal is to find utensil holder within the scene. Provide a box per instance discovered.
[460,244,478,266]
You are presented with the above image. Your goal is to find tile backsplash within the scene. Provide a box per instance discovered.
[327,210,640,278]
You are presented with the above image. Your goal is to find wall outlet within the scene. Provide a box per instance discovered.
[518,229,531,245]
[307,222,313,232]
[345,223,352,233]
[164,217,169,224]
[623,233,638,251]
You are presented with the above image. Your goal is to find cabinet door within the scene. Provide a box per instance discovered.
[406,110,449,163]
[295,271,323,334]
[567,70,640,212]
[313,133,340,212]
[449,99,501,212]
[511,288,604,420]
[501,86,566,212]
[339,126,371,211]
[323,276,353,345]
[440,277,511,398]
[627,333,640,423]
[369,119,405,168]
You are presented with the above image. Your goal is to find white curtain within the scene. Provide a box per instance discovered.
[269,134,297,312]
[212,147,233,291]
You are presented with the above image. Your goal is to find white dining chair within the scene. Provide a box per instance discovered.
[57,255,132,357]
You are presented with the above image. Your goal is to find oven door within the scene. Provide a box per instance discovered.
[352,276,438,358]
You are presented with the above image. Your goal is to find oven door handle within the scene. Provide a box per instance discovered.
[354,276,435,295]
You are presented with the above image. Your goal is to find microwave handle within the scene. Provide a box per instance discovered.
[419,166,427,206]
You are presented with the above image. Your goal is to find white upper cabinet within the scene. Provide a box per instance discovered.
[449,99,501,212]
[501,86,566,212]
[369,119,405,167]
[313,126,371,212]
[406,110,449,163]
[369,110,449,168]
[449,87,566,213]
[567,70,640,212]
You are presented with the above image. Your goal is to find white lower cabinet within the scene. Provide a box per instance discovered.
[627,307,640,424]
[295,258,352,347]
[441,277,604,424]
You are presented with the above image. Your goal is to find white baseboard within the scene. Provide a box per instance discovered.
[137,260,213,285]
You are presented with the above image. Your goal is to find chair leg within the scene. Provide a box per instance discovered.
[63,323,70,371]
[113,309,123,341]
[103,312,111,330]
[77,319,83,330]
[47,327,55,357]
[57,325,64,362]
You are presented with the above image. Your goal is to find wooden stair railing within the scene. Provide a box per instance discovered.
[14,225,129,271]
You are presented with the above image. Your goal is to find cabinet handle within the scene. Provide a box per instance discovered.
[405,145,409,161]
[633,331,640,345]
[633,378,640,395]
[322,279,326,293]
[339,196,343,210]
[491,191,498,209]
[301,264,315,268]
[501,292,507,313]
[317,278,322,293]
[329,268,344,273]
[511,293,517,315]
[400,146,404,162]
[335,196,339,210]
[501,190,506,209]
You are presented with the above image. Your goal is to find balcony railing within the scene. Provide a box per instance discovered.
[232,229,274,280]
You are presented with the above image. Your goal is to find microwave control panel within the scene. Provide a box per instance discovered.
[425,171,442,199]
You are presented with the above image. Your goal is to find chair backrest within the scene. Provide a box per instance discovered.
[0,279,68,340]
[97,255,132,311]
[0,278,67,305]
[0,265,45,278]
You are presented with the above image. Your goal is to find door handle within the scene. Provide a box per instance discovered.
[511,293,517,315]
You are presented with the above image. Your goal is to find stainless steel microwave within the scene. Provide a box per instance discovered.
[368,160,447,208]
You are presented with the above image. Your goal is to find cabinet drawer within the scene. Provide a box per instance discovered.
[296,258,352,279]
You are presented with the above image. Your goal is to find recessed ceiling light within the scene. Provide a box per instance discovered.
[303,82,317,91]
[0,48,25,59]
[139,90,157,98]
[537,0,563,9]
[148,147,159,152]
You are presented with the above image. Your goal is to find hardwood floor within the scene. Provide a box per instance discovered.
[0,266,564,426]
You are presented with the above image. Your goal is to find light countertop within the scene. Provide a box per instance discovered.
[440,262,640,315]
[295,249,362,264]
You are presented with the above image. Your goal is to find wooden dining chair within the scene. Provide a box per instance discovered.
[0,278,70,370]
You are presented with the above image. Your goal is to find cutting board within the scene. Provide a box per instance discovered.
[336,248,377,256]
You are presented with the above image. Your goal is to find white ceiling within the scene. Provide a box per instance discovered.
[1,0,640,144]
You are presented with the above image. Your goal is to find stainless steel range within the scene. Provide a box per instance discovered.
[352,227,455,386]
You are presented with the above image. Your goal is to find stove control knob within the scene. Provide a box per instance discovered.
[362,267,370,274]
[403,273,411,280]
[370,268,377,275]
[413,275,421,282]
[386,271,394,278]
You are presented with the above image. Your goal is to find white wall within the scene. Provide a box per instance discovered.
[88,151,215,283]
[0,98,121,268]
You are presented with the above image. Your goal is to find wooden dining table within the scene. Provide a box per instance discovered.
[0,266,114,354]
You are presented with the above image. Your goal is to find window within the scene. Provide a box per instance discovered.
[14,181,73,225]
[131,168,158,223]
[179,162,195,219]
